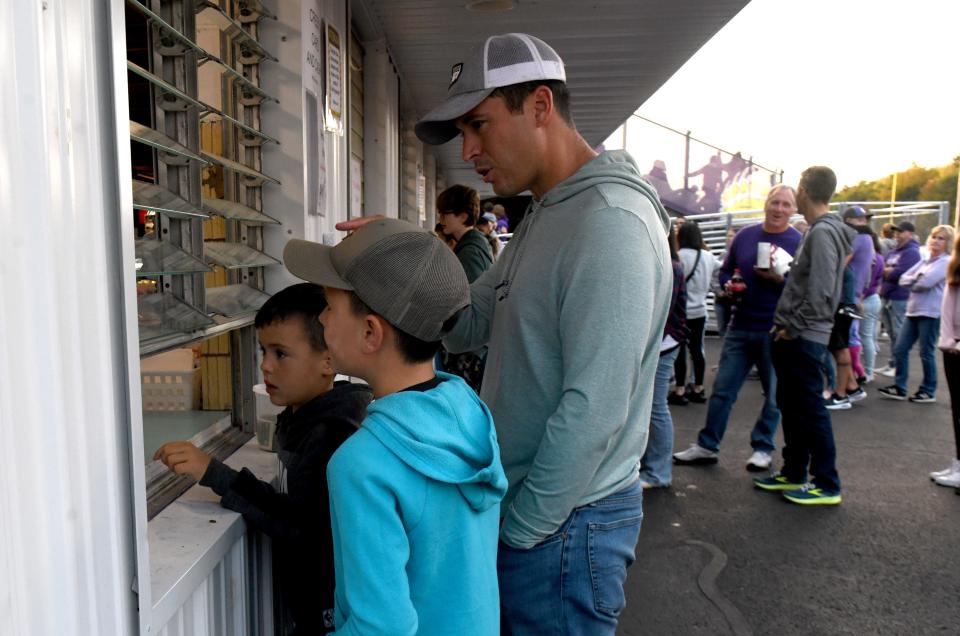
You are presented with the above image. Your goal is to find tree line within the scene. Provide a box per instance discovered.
[834,157,958,209]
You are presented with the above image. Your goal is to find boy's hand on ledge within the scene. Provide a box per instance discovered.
[153,441,212,482]
[335,215,385,232]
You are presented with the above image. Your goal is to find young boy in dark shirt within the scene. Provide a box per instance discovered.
[154,283,372,635]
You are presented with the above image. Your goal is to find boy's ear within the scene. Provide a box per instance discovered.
[318,349,336,376]
[361,313,389,355]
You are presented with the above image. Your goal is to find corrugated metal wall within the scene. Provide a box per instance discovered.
[157,534,250,636]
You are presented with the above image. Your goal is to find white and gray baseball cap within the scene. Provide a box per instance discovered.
[283,219,470,342]
[415,33,566,145]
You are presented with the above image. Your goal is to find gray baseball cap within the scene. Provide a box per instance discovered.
[415,33,566,145]
[283,218,470,342]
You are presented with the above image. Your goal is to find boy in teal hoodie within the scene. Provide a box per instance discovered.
[283,218,508,636]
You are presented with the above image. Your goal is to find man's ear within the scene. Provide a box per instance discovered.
[361,313,388,354]
[529,84,555,127]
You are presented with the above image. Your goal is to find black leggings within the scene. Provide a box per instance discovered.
[676,316,707,388]
[942,351,960,458]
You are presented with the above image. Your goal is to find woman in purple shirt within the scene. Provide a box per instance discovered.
[879,225,956,402]
[859,233,885,381]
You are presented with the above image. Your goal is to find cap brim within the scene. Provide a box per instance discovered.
[415,88,494,145]
[283,239,353,290]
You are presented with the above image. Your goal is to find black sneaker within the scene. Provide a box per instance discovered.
[909,391,936,404]
[878,385,907,400]
[668,392,689,406]
[824,394,851,410]
[687,389,707,404]
[847,387,867,403]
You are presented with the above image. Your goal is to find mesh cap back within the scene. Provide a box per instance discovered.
[283,219,470,342]
[415,33,566,145]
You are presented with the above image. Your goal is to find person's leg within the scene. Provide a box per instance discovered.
[673,341,688,396]
[917,317,941,395]
[750,332,780,453]
[850,344,865,381]
[499,482,644,636]
[697,331,752,452]
[943,352,960,459]
[861,294,882,376]
[689,317,707,391]
[772,338,810,484]
[833,348,853,397]
[715,302,730,339]
[888,299,907,366]
[821,349,836,395]
[499,520,570,635]
[797,339,842,493]
[894,317,920,392]
[640,348,680,486]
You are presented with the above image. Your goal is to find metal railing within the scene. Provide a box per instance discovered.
[680,201,951,332]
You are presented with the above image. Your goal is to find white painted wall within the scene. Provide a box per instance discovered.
[0,1,139,634]
[362,39,401,219]
[262,0,376,295]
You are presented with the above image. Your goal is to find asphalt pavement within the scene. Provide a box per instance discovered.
[620,336,960,636]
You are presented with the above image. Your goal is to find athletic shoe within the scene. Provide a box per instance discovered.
[639,478,670,490]
[673,444,719,465]
[667,392,689,406]
[687,389,707,404]
[862,373,875,384]
[878,385,907,400]
[847,387,867,403]
[930,458,960,480]
[782,484,842,506]
[909,391,936,404]
[754,473,805,491]
[746,450,772,472]
[878,366,896,378]
[933,471,960,488]
[824,394,852,410]
[837,305,864,320]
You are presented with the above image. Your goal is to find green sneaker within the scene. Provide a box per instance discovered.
[753,473,804,491]
[782,484,842,506]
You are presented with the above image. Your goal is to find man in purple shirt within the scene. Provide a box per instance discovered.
[877,222,921,375]
[674,185,802,472]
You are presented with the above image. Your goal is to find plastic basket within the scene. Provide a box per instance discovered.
[141,369,199,411]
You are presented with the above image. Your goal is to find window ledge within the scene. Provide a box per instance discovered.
[147,438,279,630]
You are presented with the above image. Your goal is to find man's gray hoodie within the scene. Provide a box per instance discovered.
[444,150,671,549]
[774,212,856,344]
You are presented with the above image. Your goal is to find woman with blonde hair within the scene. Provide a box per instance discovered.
[879,224,955,403]
[931,232,960,488]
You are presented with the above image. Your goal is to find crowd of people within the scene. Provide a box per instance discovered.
[661,187,960,500]
[142,29,959,636]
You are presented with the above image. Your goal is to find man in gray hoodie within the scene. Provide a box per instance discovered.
[754,166,855,506]
[414,33,671,634]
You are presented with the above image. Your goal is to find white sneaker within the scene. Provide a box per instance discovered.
[934,470,960,488]
[878,366,896,378]
[673,444,719,465]
[930,458,960,480]
[746,450,773,472]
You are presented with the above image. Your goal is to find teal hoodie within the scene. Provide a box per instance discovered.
[327,372,507,636]
[444,150,672,548]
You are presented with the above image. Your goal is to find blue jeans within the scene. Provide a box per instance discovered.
[860,293,882,375]
[640,347,679,486]
[773,337,840,492]
[821,349,836,392]
[715,302,732,338]
[498,481,643,635]
[894,316,940,394]
[697,330,780,453]
[882,298,907,365]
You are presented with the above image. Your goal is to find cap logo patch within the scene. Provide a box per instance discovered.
[449,63,463,88]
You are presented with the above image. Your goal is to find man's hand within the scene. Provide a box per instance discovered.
[335,215,386,232]
[753,266,784,284]
[153,441,212,482]
[773,328,793,341]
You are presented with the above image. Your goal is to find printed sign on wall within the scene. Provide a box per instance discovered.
[325,24,343,134]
